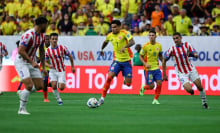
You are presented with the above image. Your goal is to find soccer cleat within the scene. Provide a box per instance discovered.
[140,84,145,96]
[18,108,30,115]
[98,98,104,106]
[44,99,50,102]
[202,103,209,109]
[152,99,160,104]
[190,90,194,95]
[57,98,63,105]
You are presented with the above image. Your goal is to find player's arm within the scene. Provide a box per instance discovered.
[39,44,48,76]
[162,58,168,81]
[120,38,135,53]
[100,40,109,56]
[3,49,8,57]
[69,54,75,73]
[139,55,151,69]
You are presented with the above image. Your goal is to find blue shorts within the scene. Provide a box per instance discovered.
[109,60,132,78]
[145,69,162,85]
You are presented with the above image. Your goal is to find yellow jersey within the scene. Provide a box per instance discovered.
[140,42,162,71]
[106,30,133,62]
[173,15,192,35]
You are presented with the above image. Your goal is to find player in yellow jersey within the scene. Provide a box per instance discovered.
[139,30,163,104]
[99,20,135,105]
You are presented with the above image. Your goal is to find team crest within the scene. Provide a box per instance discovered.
[157,47,159,51]
[119,36,121,40]
[126,34,130,38]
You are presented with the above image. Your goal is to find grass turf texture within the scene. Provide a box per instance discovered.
[0,92,220,133]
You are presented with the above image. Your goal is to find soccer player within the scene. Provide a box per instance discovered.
[37,35,51,102]
[15,16,48,115]
[0,41,8,95]
[139,30,163,104]
[162,32,209,109]
[45,33,75,105]
[99,20,135,105]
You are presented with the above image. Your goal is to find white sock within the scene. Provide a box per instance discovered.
[101,97,104,100]
[20,89,30,109]
[31,85,36,92]
[199,89,207,104]
[53,89,60,101]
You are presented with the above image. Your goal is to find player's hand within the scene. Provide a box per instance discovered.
[100,50,104,56]
[194,53,199,59]
[71,67,75,73]
[0,54,3,58]
[31,61,39,68]
[42,69,48,76]
[145,64,151,69]
[49,65,53,69]
[163,74,168,81]
[120,47,125,54]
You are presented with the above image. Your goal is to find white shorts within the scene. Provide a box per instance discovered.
[175,66,200,85]
[49,69,66,84]
[14,63,42,80]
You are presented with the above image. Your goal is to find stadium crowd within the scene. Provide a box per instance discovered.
[0,0,219,36]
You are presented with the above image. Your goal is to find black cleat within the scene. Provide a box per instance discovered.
[202,103,209,109]
[190,90,194,95]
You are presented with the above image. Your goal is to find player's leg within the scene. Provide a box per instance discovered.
[17,81,23,95]
[140,70,155,96]
[99,61,119,105]
[42,71,49,102]
[178,72,194,95]
[55,71,67,105]
[152,69,163,104]
[122,61,133,87]
[190,68,208,109]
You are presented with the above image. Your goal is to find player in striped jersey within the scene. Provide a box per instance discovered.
[15,16,48,115]
[139,30,163,104]
[162,32,208,109]
[45,33,75,105]
[0,42,8,95]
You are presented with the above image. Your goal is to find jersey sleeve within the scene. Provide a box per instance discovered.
[164,46,173,60]
[139,45,146,56]
[187,42,196,53]
[2,44,8,52]
[124,30,133,41]
[64,46,70,56]
[20,33,32,47]
[159,44,162,55]
[105,33,111,42]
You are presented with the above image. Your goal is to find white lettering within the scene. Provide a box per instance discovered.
[168,70,180,90]
[94,73,105,89]
[85,69,96,89]
[66,73,75,88]
[210,70,220,91]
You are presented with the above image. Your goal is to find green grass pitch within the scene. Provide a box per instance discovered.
[0,92,220,133]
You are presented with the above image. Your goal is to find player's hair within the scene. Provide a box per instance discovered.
[149,30,156,35]
[50,33,58,38]
[35,16,48,25]
[173,32,182,37]
[111,20,121,26]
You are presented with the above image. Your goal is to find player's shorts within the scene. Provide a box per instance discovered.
[175,66,200,85]
[14,63,42,80]
[145,69,162,85]
[109,60,132,78]
[49,69,66,84]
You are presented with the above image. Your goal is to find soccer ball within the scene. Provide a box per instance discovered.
[87,98,99,108]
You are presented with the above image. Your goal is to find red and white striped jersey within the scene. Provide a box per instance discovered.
[0,42,8,65]
[165,42,196,74]
[16,28,45,63]
[45,45,70,72]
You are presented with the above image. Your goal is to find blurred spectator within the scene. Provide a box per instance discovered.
[57,13,73,35]
[28,15,35,29]
[204,16,214,30]
[171,3,180,17]
[112,0,123,21]
[188,25,197,36]
[78,22,86,36]
[61,0,77,16]
[192,17,201,34]
[145,0,158,20]
[72,24,78,36]
[85,24,98,35]
[72,8,87,26]
[95,17,109,35]
[28,0,41,18]
[191,0,205,21]
[79,0,91,8]
[16,0,29,19]
[151,3,164,28]
[19,16,29,31]
[92,10,100,27]
[1,15,16,35]
[131,14,141,32]
[210,24,220,36]
[44,0,56,13]
[155,25,163,36]
[46,22,60,35]
[204,0,216,18]
[161,0,172,21]
[0,0,5,17]
[99,0,114,24]
[133,26,140,36]
[182,0,195,18]
[173,9,192,35]
[163,14,174,35]
[133,44,143,66]
[198,24,210,36]
[95,0,105,11]
[122,23,131,33]
[211,2,220,25]
[141,23,151,36]
[4,0,17,17]
[52,5,62,19]
[13,24,24,35]
[139,14,151,32]
[126,0,141,24]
